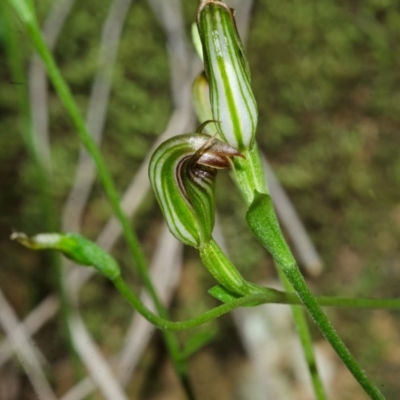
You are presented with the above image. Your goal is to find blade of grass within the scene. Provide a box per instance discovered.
[6,0,151,293]
[7,0,195,396]
[28,0,76,172]
[0,68,196,370]
[3,0,78,377]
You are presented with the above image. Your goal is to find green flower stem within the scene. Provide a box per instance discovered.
[233,145,268,204]
[113,273,400,332]
[200,238,289,301]
[199,238,400,309]
[287,268,384,400]
[7,0,191,393]
[199,239,264,296]
[278,268,327,400]
[113,274,267,330]
[246,192,385,400]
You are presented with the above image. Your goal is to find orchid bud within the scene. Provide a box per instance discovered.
[197,1,258,150]
[11,232,120,280]
[149,133,243,248]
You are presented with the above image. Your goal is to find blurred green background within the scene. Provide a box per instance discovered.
[1,0,400,398]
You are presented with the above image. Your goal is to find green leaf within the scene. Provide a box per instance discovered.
[11,232,120,280]
[208,284,240,303]
[246,191,296,268]
[208,284,260,307]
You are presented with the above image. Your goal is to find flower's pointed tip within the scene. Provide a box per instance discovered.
[195,135,245,169]
[10,231,62,250]
[215,138,245,160]
[11,231,121,280]
[10,231,31,247]
[237,151,246,159]
[10,231,23,241]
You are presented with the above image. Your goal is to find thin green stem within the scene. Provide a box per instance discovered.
[278,269,327,400]
[3,0,77,371]
[233,144,267,204]
[7,0,192,394]
[285,266,385,399]
[245,179,385,400]
[7,0,156,309]
[199,239,267,296]
[113,271,400,331]
[113,275,274,331]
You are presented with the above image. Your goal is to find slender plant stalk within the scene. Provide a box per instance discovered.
[246,192,385,400]
[113,275,280,330]
[111,274,400,331]
[278,268,327,400]
[6,0,194,396]
[2,0,80,374]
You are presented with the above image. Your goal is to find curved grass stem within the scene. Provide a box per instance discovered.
[3,0,78,374]
[7,0,193,395]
